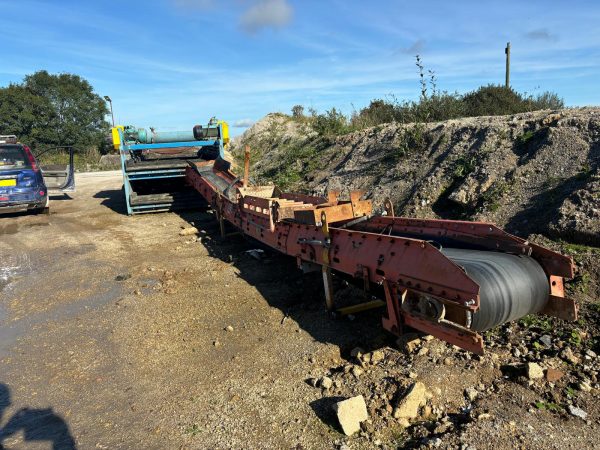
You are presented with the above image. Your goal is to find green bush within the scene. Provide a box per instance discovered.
[462,85,530,116]
[351,99,399,129]
[462,85,564,117]
[310,107,350,137]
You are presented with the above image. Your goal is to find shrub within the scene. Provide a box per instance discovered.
[463,85,530,116]
[462,85,564,117]
[291,105,304,118]
[311,107,350,137]
[530,91,564,110]
[351,99,399,129]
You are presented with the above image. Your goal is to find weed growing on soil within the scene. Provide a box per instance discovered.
[567,329,583,347]
[184,424,201,436]
[292,55,564,138]
[452,153,478,179]
[479,179,513,212]
[565,386,578,399]
[183,423,202,436]
[393,123,428,161]
[516,130,535,147]
[568,272,591,294]
[535,401,562,412]
[519,314,552,332]
[36,146,107,171]
[562,241,600,255]
[262,143,320,190]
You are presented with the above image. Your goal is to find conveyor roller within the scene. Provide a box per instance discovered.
[443,248,550,331]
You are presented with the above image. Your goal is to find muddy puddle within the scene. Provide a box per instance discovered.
[0,251,33,295]
[0,219,50,235]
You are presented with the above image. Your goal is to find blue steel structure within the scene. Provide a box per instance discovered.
[117,120,226,215]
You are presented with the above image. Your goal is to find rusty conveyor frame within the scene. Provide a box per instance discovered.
[185,157,577,354]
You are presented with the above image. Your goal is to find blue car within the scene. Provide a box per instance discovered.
[0,136,74,214]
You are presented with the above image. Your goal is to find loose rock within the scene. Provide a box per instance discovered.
[397,333,422,353]
[320,376,333,390]
[568,405,588,420]
[545,368,565,383]
[464,387,478,402]
[393,382,429,420]
[333,395,369,436]
[561,347,580,365]
[370,350,385,364]
[539,335,552,347]
[179,226,199,236]
[526,362,544,380]
[351,366,364,378]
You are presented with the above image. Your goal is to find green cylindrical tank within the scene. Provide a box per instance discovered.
[124,127,197,144]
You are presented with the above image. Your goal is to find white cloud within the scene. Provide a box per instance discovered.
[239,0,293,33]
[233,118,255,128]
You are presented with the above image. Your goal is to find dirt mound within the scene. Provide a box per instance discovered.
[234,108,600,247]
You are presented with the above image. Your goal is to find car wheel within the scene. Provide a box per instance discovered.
[34,197,50,214]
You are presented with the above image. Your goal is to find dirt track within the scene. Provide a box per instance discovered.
[1,172,598,449]
[0,172,387,449]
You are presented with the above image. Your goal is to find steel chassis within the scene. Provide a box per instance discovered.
[185,158,577,353]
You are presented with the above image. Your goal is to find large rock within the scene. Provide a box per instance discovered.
[393,382,429,420]
[333,395,369,436]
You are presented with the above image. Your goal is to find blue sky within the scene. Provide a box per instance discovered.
[1,0,599,135]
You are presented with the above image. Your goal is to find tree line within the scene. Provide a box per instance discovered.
[0,71,109,152]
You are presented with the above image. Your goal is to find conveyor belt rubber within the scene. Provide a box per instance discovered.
[442,248,549,331]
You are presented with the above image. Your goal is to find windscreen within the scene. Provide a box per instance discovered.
[0,145,31,171]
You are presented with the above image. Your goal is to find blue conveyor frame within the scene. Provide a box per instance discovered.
[117,124,225,215]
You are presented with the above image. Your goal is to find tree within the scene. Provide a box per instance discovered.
[291,104,304,118]
[0,71,109,150]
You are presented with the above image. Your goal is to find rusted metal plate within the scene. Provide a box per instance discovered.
[355,216,575,278]
[541,295,578,321]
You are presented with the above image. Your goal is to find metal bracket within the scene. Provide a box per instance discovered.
[298,238,330,247]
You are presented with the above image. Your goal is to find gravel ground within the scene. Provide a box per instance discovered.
[0,171,598,449]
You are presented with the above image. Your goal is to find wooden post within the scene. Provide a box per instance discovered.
[505,42,511,88]
[243,146,250,188]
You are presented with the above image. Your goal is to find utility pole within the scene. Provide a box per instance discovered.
[505,42,511,88]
